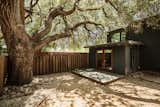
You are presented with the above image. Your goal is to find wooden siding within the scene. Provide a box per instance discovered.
[33,52,89,75]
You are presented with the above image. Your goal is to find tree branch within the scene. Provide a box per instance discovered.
[25,0,40,19]
[35,32,72,50]
[102,8,109,18]
[32,0,80,41]
[34,21,103,50]
[62,16,69,29]
[77,6,102,12]
[105,0,119,12]
[67,21,103,31]
[30,0,40,8]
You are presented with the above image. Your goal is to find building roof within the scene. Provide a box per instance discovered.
[84,40,143,49]
[108,28,125,35]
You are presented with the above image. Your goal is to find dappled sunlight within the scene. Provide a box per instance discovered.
[106,79,160,107]
[78,78,91,85]
[32,77,55,84]
[1,72,160,107]
[109,78,160,102]
[24,88,87,107]
[24,88,135,107]
[56,74,75,81]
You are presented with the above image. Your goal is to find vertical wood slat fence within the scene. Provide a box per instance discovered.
[33,52,89,75]
[0,56,6,95]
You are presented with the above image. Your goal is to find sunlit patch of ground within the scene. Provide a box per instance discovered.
[0,72,160,107]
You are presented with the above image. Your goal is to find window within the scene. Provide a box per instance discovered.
[111,31,126,43]
[121,32,126,41]
[112,33,120,43]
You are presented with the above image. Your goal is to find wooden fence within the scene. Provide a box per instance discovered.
[0,53,88,95]
[0,53,88,80]
[0,56,6,95]
[33,52,89,75]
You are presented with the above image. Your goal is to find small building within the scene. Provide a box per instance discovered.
[85,28,143,75]
[126,15,160,71]
[85,15,160,74]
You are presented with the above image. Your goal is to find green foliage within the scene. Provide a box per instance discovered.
[25,0,160,52]
[0,39,7,54]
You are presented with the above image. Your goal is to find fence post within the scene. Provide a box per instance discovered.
[0,56,5,96]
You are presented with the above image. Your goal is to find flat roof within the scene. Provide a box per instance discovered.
[84,40,143,49]
[108,28,125,35]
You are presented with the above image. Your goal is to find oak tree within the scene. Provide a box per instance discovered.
[0,0,108,85]
[0,0,159,85]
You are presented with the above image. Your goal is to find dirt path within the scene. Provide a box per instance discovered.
[0,72,160,107]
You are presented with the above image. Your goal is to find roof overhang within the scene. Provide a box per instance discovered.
[84,40,144,50]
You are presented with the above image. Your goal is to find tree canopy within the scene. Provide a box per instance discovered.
[0,0,159,85]
[23,0,160,52]
[0,0,160,52]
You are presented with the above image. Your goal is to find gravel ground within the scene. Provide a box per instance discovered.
[0,71,160,107]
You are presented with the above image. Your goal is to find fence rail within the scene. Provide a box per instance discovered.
[33,52,89,75]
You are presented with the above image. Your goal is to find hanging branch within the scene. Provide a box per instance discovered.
[34,21,103,50]
[84,24,91,36]
[77,6,103,12]
[102,8,109,18]
[53,19,61,31]
[105,0,119,12]
[30,0,108,50]
[62,16,69,29]
[31,0,106,41]
[25,0,40,19]
[32,0,81,40]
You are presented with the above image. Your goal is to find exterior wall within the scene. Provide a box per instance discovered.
[88,45,140,74]
[89,48,96,68]
[127,28,160,71]
[112,46,140,74]
[125,46,131,75]
[112,46,126,74]
[130,46,140,72]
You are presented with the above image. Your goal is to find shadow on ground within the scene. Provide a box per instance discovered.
[0,71,160,107]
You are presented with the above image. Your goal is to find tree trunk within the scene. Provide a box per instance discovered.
[3,27,34,85]
[7,45,34,85]
[0,0,35,85]
[5,31,34,85]
[1,24,34,85]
